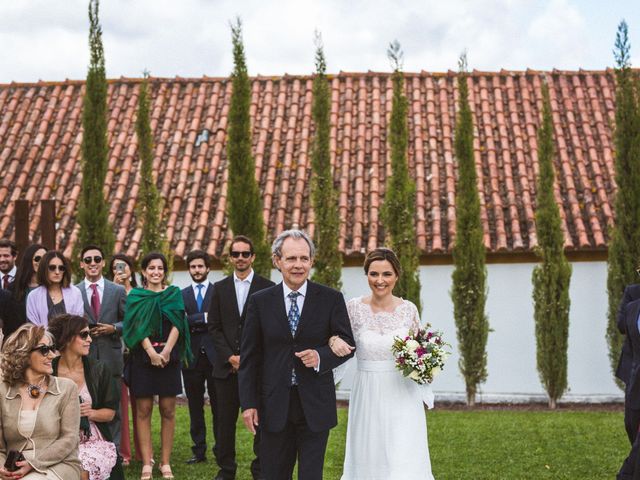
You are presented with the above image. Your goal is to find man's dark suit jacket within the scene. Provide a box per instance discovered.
[238,281,355,433]
[618,284,640,384]
[208,273,274,379]
[624,298,640,406]
[182,283,216,370]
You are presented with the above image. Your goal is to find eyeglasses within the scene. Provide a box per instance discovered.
[230,251,252,259]
[31,345,57,356]
[77,331,91,340]
[636,267,640,277]
[82,256,103,265]
[47,265,66,273]
[33,255,42,263]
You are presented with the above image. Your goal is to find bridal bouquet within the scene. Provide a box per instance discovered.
[391,324,450,384]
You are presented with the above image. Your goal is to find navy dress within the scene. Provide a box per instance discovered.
[129,315,182,397]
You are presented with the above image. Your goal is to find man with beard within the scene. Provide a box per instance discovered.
[209,236,274,480]
[0,239,18,289]
[182,250,218,465]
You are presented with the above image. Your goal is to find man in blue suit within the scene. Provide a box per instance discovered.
[182,250,217,465]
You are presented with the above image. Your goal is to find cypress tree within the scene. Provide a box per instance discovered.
[136,73,171,273]
[75,0,114,267]
[310,33,342,290]
[532,83,572,409]
[227,18,271,278]
[451,53,489,406]
[381,40,422,312]
[606,20,640,385]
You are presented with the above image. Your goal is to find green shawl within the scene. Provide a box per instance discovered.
[123,285,192,365]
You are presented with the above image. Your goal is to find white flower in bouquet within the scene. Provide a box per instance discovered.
[391,324,451,385]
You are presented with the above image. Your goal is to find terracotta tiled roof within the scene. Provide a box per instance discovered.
[0,69,619,262]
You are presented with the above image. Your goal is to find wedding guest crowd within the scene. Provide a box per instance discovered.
[0,232,355,480]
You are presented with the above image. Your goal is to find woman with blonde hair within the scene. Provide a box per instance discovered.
[0,323,82,479]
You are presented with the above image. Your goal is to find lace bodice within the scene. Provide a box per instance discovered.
[347,297,421,361]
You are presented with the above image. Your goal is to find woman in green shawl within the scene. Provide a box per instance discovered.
[122,252,191,480]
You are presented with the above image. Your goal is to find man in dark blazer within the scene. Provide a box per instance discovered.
[617,282,640,447]
[76,244,126,450]
[182,250,217,465]
[239,230,355,480]
[209,235,274,480]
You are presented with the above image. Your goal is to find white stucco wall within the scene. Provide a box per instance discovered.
[172,260,621,403]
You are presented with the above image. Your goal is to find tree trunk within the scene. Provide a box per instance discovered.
[548,397,557,409]
[466,392,475,407]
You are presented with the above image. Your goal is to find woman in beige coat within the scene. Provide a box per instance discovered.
[0,323,82,480]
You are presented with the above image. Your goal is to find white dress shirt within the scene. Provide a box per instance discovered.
[84,276,105,303]
[234,269,254,315]
[192,281,210,299]
[282,280,319,371]
[282,280,307,316]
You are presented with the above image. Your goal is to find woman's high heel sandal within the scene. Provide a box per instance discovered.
[140,464,153,480]
[159,464,174,479]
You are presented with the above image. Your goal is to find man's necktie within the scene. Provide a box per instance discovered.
[2,274,9,290]
[90,284,101,320]
[196,284,204,313]
[288,291,301,385]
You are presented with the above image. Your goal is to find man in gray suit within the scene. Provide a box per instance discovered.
[76,244,127,450]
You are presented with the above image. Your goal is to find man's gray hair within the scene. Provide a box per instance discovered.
[271,229,315,258]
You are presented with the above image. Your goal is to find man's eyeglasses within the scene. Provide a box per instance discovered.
[77,331,91,340]
[31,345,57,356]
[33,255,42,263]
[82,256,103,265]
[47,265,66,273]
[230,251,252,259]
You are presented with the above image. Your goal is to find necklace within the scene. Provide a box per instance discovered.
[26,376,47,399]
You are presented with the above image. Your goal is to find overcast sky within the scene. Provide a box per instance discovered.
[0,0,638,83]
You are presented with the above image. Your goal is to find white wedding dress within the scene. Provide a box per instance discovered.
[341,297,434,480]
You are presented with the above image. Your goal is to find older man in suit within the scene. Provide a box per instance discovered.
[76,244,126,450]
[209,235,274,480]
[181,250,218,465]
[239,230,355,480]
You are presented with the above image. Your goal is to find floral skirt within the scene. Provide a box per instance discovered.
[79,435,117,480]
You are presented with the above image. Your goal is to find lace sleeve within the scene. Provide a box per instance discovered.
[409,301,421,332]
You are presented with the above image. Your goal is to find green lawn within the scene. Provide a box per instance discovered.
[123,406,628,479]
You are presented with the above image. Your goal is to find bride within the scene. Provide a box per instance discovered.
[331,248,434,480]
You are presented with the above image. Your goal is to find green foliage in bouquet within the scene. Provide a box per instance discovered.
[381,41,422,313]
[391,325,450,384]
[226,18,271,278]
[532,83,572,409]
[310,33,342,290]
[74,0,115,274]
[451,53,489,407]
[606,20,640,388]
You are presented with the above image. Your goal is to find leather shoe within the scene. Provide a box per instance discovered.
[185,455,206,464]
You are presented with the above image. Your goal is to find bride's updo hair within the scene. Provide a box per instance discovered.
[363,248,402,276]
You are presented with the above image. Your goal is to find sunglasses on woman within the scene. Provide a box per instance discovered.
[31,345,57,356]
[47,265,66,272]
[78,330,91,340]
[33,255,42,263]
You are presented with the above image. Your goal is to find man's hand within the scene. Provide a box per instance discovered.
[228,355,240,371]
[242,408,259,435]
[295,349,319,369]
[91,323,115,337]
